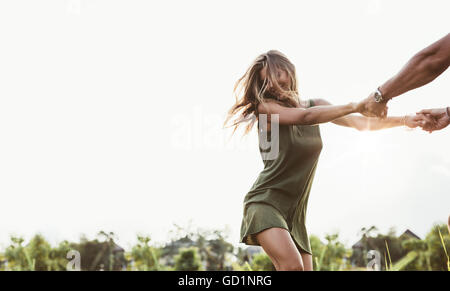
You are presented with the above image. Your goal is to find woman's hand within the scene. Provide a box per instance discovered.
[353,100,369,115]
[404,114,420,128]
[358,93,389,118]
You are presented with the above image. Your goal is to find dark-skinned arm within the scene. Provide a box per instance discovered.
[381,33,450,101]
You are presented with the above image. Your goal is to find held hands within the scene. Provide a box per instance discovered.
[358,92,389,118]
[415,107,450,133]
[405,114,436,129]
[356,91,449,132]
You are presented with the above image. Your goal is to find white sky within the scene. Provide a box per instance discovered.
[0,0,449,252]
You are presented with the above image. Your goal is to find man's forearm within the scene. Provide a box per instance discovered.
[380,33,450,100]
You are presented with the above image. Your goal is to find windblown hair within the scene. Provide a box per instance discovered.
[223,50,303,137]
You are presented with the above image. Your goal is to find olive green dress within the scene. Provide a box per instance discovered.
[239,99,323,255]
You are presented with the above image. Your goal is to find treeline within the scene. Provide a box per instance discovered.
[0,224,448,271]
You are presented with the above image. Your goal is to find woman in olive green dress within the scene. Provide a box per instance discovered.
[224,50,432,271]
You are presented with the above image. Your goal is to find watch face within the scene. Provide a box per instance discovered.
[374,92,381,103]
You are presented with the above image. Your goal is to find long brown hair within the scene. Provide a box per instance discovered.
[223,50,303,137]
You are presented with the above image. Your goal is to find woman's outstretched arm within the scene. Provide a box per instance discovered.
[257,100,364,126]
[312,98,434,131]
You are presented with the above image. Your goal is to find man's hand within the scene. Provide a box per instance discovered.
[416,107,450,133]
[359,92,389,118]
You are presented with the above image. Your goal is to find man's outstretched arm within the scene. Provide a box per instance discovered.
[380,33,450,101]
[360,33,450,118]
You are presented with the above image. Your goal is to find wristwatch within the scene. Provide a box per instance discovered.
[373,87,384,103]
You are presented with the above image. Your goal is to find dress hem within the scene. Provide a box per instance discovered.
[240,226,313,256]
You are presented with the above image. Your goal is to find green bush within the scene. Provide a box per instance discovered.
[173,247,203,271]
